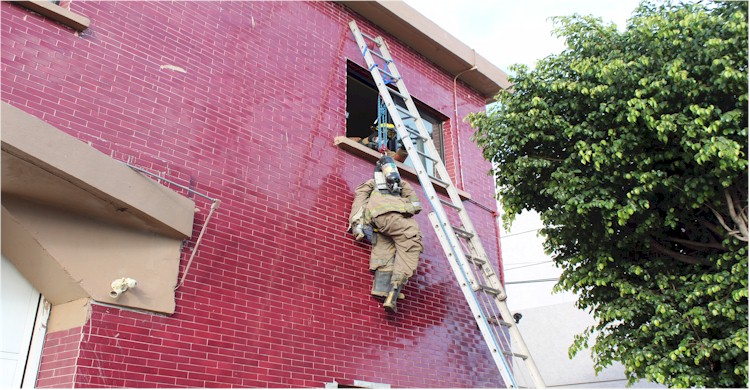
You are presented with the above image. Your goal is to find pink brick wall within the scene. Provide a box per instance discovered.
[35,327,82,388]
[2,1,503,387]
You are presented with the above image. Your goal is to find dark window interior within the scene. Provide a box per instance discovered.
[346,71,380,140]
[345,61,446,172]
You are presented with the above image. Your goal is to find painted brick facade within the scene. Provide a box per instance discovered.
[2,1,504,387]
[34,327,82,388]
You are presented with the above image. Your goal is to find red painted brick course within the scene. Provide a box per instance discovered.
[3,1,504,387]
[34,327,82,388]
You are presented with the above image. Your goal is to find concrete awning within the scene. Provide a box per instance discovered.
[338,0,511,100]
[1,102,195,314]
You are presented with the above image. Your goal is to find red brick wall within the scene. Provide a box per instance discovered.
[2,1,503,387]
[35,327,82,388]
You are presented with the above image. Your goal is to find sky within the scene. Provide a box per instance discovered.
[403,0,643,72]
[401,0,645,309]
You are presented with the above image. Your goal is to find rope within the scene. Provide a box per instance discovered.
[376,95,396,154]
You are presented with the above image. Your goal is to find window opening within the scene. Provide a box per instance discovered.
[346,61,446,174]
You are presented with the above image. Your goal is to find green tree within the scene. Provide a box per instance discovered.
[469,1,748,387]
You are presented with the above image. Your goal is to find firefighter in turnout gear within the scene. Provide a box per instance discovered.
[349,156,423,312]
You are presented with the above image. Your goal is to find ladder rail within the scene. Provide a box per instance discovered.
[373,24,509,303]
[349,20,545,388]
[375,33,510,299]
[428,212,518,388]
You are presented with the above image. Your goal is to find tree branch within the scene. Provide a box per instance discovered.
[708,205,749,242]
[724,189,749,241]
[648,237,712,266]
[529,155,565,163]
[662,235,727,251]
[699,219,726,239]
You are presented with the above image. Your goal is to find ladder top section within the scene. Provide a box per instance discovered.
[338,1,510,99]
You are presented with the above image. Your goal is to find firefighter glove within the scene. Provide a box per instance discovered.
[352,222,366,241]
[362,225,375,244]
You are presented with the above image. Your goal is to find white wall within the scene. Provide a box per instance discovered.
[500,211,662,388]
[1,255,43,388]
[501,210,576,311]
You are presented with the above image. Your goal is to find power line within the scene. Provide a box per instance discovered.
[499,228,541,239]
[504,259,553,265]
[505,277,559,285]
[504,260,554,271]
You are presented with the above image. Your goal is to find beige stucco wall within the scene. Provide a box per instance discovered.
[46,298,91,333]
[3,198,184,313]
[1,102,196,321]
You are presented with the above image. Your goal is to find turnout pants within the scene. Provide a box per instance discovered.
[369,212,423,285]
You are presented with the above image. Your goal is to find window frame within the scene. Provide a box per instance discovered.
[345,62,449,178]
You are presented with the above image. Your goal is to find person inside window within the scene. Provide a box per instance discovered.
[359,124,408,162]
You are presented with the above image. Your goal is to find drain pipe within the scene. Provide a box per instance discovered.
[453,56,478,190]
[491,162,506,284]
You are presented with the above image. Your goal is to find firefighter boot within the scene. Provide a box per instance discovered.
[371,271,405,299]
[371,270,392,298]
[383,283,405,312]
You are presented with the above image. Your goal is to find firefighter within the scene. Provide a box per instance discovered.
[349,156,423,312]
[360,124,408,162]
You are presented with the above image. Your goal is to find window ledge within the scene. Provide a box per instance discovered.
[334,136,471,200]
[13,1,90,32]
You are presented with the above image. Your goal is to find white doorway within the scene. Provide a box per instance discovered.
[1,255,49,388]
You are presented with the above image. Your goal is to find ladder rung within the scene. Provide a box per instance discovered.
[361,31,380,43]
[474,283,502,296]
[453,226,474,239]
[386,86,408,101]
[404,124,428,140]
[464,254,486,265]
[395,105,417,120]
[416,150,437,162]
[369,50,388,62]
[487,315,513,328]
[376,67,401,83]
[428,174,449,187]
[440,198,462,210]
[503,351,529,360]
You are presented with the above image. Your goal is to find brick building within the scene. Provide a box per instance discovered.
[1,1,511,387]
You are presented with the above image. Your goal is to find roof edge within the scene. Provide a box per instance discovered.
[337,0,511,100]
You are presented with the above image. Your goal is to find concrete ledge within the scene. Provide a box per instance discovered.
[338,0,510,100]
[1,102,195,239]
[2,206,88,306]
[1,103,193,314]
[334,135,471,200]
[12,1,90,32]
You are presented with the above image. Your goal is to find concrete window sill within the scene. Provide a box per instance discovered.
[334,136,471,200]
[13,1,90,32]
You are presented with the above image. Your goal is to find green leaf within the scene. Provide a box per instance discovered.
[469,0,748,387]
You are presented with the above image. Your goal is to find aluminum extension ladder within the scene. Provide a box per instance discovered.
[349,20,546,389]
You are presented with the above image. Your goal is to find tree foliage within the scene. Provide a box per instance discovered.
[469,1,748,387]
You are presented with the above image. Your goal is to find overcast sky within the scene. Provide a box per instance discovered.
[401,1,646,306]
[403,0,643,72]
